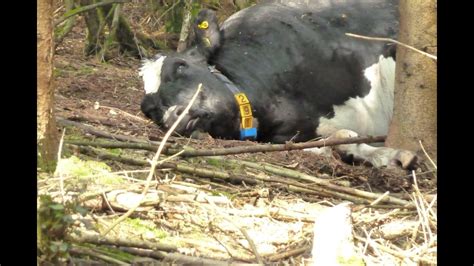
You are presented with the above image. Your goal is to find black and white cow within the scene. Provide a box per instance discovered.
[140,0,417,169]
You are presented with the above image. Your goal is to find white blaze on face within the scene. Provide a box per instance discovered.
[139,56,167,94]
[317,55,396,137]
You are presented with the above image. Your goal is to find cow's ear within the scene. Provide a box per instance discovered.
[191,9,221,60]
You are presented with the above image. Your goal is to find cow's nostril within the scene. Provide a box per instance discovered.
[175,106,185,116]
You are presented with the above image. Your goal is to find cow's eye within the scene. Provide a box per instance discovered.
[176,63,188,75]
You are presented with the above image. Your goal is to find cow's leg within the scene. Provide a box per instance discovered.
[307,129,418,169]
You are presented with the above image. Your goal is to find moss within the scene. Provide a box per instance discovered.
[108,148,122,156]
[81,243,136,262]
[337,254,365,266]
[55,156,124,185]
[53,67,66,78]
[124,218,168,239]
[77,65,97,76]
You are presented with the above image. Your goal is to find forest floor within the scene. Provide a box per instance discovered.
[38,8,437,266]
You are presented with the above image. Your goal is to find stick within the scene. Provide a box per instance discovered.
[57,118,162,144]
[267,246,309,261]
[418,140,437,170]
[66,232,177,252]
[69,245,129,265]
[67,139,158,151]
[68,135,386,157]
[345,33,437,60]
[118,247,232,264]
[99,105,150,123]
[220,216,264,264]
[56,128,67,203]
[101,84,202,236]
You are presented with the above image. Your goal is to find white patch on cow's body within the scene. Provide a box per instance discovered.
[316,55,395,137]
[139,56,166,94]
[306,56,412,169]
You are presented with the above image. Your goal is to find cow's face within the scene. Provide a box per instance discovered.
[140,51,240,138]
[140,9,241,138]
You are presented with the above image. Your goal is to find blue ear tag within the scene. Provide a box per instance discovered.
[240,127,257,140]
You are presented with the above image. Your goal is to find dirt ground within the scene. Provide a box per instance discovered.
[42,7,437,265]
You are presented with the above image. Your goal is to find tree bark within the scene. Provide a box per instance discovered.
[38,0,59,172]
[385,0,437,163]
[177,0,193,52]
[81,0,103,55]
[54,0,77,48]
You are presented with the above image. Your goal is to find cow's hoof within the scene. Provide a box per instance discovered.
[389,150,418,170]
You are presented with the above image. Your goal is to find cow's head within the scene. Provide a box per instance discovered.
[140,10,241,139]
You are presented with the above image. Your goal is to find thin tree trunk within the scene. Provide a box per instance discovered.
[55,0,77,48]
[177,0,193,52]
[385,0,437,162]
[81,0,103,55]
[38,0,59,172]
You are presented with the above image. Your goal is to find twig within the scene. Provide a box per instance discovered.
[118,247,232,264]
[56,128,67,203]
[67,139,158,151]
[102,191,116,214]
[412,171,434,242]
[155,0,182,25]
[267,246,309,261]
[101,83,202,236]
[345,33,437,60]
[418,140,437,170]
[220,216,263,264]
[57,117,162,144]
[69,245,129,265]
[99,105,150,123]
[54,0,131,26]
[370,191,390,206]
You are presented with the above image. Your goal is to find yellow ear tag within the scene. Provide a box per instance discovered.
[198,21,209,30]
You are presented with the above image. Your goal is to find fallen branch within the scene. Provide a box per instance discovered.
[57,118,162,144]
[69,245,129,265]
[66,232,178,252]
[225,159,412,207]
[69,133,386,157]
[68,139,158,151]
[118,247,233,264]
[345,33,437,60]
[171,135,387,157]
[267,246,309,261]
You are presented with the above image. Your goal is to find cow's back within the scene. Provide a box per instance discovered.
[208,0,398,141]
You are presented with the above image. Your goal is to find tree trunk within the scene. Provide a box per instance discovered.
[177,0,193,52]
[38,0,59,172]
[81,0,103,55]
[80,0,157,60]
[54,0,77,48]
[385,0,437,163]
